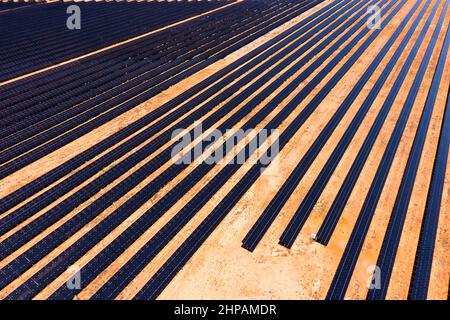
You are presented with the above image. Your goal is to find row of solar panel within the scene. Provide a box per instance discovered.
[241,0,420,252]
[5,0,444,301]
[0,0,300,147]
[133,0,409,300]
[0,6,265,147]
[13,0,366,299]
[405,20,449,301]
[0,2,248,116]
[0,2,33,12]
[8,0,404,298]
[281,0,436,248]
[0,0,333,276]
[240,0,448,300]
[0,0,272,111]
[0,1,231,81]
[0,1,328,257]
[0,0,317,180]
[0,0,322,219]
[0,1,257,101]
[327,0,447,299]
[0,0,338,299]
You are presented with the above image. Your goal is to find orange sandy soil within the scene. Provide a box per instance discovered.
[0,0,448,300]
[156,0,449,300]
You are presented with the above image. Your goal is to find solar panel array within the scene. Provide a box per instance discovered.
[0,0,448,300]
[0,1,231,81]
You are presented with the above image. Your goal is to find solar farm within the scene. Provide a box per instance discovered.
[0,0,448,301]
